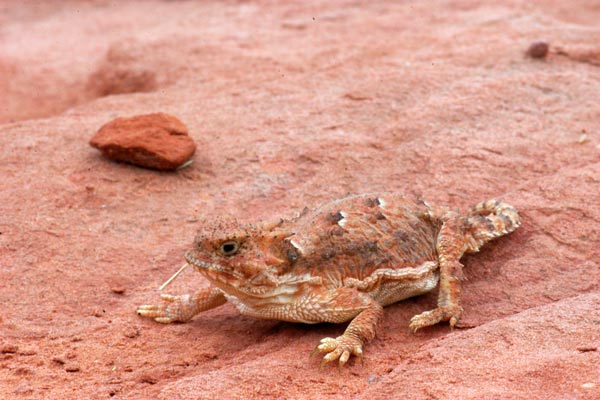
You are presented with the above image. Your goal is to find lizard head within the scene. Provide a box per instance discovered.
[184,217,305,298]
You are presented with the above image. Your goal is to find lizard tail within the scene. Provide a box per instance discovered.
[464,199,521,253]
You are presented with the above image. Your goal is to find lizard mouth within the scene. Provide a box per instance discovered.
[184,250,280,297]
[184,250,211,270]
[185,250,234,274]
[184,250,247,284]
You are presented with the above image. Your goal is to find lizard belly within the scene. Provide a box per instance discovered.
[341,260,440,306]
[223,292,360,324]
[373,269,439,306]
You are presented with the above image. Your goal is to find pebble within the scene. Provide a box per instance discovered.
[123,326,140,339]
[576,345,597,352]
[111,286,126,294]
[139,374,158,384]
[89,113,196,171]
[527,41,549,59]
[65,364,81,373]
[51,356,65,365]
[1,344,18,354]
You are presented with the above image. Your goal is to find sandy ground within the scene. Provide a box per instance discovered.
[1,1,599,399]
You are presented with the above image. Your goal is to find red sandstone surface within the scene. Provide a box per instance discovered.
[1,1,599,399]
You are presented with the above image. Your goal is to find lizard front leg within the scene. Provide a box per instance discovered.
[409,210,465,332]
[137,286,226,323]
[311,288,383,368]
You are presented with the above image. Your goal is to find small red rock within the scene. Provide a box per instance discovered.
[51,356,66,365]
[65,364,81,372]
[139,374,159,384]
[123,326,140,339]
[90,113,196,171]
[14,367,33,376]
[527,41,549,59]
[111,286,126,294]
[1,344,18,354]
[577,345,597,352]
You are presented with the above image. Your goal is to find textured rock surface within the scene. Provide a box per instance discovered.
[1,1,599,399]
[90,113,196,170]
[85,39,159,97]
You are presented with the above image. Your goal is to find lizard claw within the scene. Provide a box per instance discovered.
[136,294,194,323]
[159,293,178,303]
[409,305,463,332]
[312,336,364,370]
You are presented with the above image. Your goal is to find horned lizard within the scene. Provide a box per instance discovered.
[137,194,520,368]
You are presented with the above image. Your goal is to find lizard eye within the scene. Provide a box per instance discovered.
[220,240,239,256]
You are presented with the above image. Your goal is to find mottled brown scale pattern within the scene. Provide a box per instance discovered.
[138,193,521,368]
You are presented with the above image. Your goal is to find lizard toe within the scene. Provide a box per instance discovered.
[313,335,364,369]
[137,294,194,323]
[409,305,463,332]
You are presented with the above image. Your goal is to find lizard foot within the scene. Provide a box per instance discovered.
[409,305,463,332]
[137,294,195,323]
[311,335,364,369]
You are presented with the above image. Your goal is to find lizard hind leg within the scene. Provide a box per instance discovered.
[409,211,465,332]
[464,199,521,253]
[409,200,521,332]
